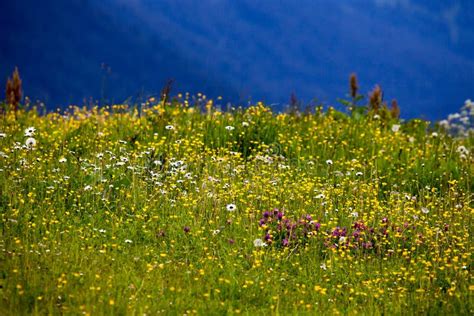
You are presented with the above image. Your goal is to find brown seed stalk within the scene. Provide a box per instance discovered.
[350,73,358,99]
[390,99,400,118]
[5,67,22,112]
[369,85,382,113]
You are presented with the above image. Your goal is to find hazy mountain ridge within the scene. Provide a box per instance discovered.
[1,0,473,119]
[0,0,239,107]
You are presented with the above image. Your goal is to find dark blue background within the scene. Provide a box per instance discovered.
[1,0,473,120]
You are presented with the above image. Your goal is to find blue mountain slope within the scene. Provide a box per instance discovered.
[0,0,239,107]
[1,0,473,119]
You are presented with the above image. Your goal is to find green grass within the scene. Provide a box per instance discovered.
[0,100,473,315]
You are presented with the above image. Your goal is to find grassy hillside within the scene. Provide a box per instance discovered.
[0,99,473,315]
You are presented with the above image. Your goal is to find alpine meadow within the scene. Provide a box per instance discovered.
[1,74,473,315]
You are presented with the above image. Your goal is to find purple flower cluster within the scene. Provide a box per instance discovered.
[325,221,374,250]
[325,219,420,254]
[258,211,424,255]
[258,209,321,247]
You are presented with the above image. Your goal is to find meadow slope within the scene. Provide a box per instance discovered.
[1,99,473,315]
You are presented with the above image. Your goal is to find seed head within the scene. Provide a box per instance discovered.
[350,73,358,99]
[390,99,400,118]
[5,67,22,111]
[369,85,382,113]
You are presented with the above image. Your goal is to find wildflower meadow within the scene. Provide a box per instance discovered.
[1,93,473,315]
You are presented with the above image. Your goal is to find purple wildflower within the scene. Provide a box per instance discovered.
[314,222,321,231]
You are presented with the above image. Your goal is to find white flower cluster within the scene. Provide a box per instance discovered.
[438,99,474,137]
[24,127,37,149]
[456,145,470,160]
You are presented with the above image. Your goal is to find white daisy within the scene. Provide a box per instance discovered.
[24,127,36,137]
[253,238,267,247]
[456,146,469,155]
[391,124,400,133]
[25,137,37,149]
